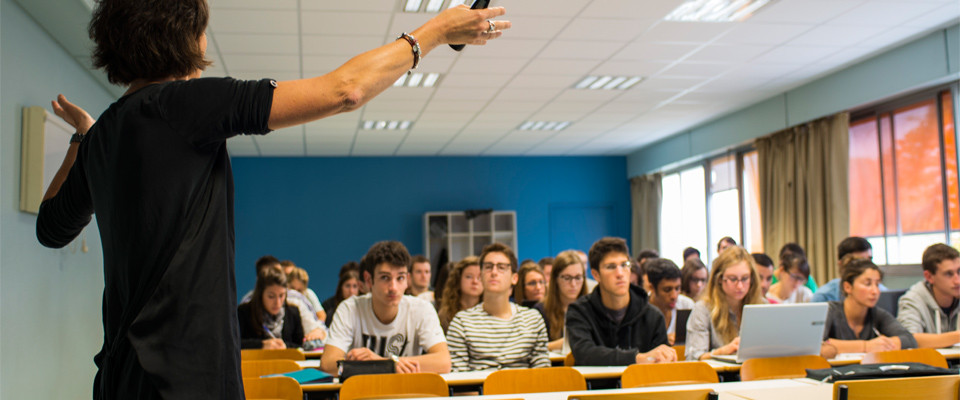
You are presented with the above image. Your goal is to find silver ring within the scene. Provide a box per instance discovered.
[487,20,496,33]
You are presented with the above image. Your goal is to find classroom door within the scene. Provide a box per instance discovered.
[548,204,614,257]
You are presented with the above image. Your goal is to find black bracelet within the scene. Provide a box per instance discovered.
[70,132,84,144]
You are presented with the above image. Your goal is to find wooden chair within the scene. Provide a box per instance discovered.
[834,374,960,400]
[242,376,303,400]
[740,355,830,381]
[240,348,306,361]
[483,367,586,395]
[672,345,685,360]
[861,348,949,368]
[564,352,575,366]
[568,389,718,400]
[241,359,302,378]
[620,362,719,388]
[339,373,448,400]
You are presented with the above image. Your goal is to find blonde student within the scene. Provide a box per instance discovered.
[686,246,765,360]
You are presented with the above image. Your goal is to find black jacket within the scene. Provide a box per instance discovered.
[238,303,305,349]
[565,284,668,365]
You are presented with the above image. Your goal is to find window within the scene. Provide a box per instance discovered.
[849,87,959,264]
[659,150,762,267]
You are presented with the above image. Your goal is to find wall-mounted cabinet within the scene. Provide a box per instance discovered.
[424,211,517,270]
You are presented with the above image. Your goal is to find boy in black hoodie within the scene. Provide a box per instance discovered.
[566,237,676,365]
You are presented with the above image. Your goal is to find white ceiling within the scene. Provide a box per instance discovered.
[199,0,960,157]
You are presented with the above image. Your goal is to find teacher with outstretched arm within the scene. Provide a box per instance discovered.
[36,1,511,399]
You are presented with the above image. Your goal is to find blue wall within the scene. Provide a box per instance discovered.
[232,156,630,299]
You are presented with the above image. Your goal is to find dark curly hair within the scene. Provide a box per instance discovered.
[89,0,212,85]
[360,241,411,282]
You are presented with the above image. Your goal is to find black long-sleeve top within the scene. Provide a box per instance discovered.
[36,77,275,399]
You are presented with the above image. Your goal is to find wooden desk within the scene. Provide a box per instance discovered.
[301,348,323,359]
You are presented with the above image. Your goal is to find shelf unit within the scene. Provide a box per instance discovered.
[424,211,517,270]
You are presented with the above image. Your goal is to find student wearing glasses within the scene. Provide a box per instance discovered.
[515,261,547,306]
[566,237,676,365]
[766,252,814,304]
[822,257,916,353]
[446,243,550,371]
[681,258,709,301]
[536,250,588,352]
[686,246,765,360]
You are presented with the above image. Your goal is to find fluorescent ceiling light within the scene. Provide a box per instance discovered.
[425,0,446,12]
[518,121,572,131]
[574,75,642,90]
[404,0,424,12]
[393,75,407,87]
[664,0,774,22]
[422,73,440,87]
[361,120,414,131]
[407,73,424,87]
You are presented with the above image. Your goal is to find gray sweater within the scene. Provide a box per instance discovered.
[897,280,959,334]
[823,301,917,348]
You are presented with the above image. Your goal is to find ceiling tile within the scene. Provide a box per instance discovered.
[580,0,686,19]
[221,54,301,71]
[684,44,772,63]
[638,21,735,43]
[215,33,300,54]
[787,25,890,47]
[592,60,670,76]
[210,10,299,34]
[300,0,397,12]
[503,0,592,17]
[751,45,844,64]
[538,40,627,60]
[658,61,732,78]
[612,42,701,61]
[522,59,600,75]
[830,1,942,26]
[749,0,864,24]
[301,11,391,36]
[212,0,298,10]
[499,16,571,40]
[455,39,549,59]
[301,35,385,55]
[715,22,813,46]
[557,18,658,41]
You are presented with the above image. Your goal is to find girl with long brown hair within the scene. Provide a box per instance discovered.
[539,250,588,351]
[437,256,483,333]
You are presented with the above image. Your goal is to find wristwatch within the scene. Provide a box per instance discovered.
[70,132,84,144]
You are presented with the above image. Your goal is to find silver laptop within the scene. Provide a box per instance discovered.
[712,303,828,364]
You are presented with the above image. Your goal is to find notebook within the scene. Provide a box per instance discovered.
[711,303,828,364]
[263,368,334,384]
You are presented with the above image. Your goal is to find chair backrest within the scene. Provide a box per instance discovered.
[339,373,448,400]
[876,289,907,318]
[242,376,303,400]
[568,388,718,400]
[241,349,306,361]
[861,348,949,368]
[740,355,830,381]
[564,352,575,367]
[672,345,685,360]
[833,374,960,400]
[483,367,586,395]
[241,359,302,378]
[621,362,719,388]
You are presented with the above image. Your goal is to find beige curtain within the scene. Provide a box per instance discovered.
[756,112,850,285]
[630,173,661,256]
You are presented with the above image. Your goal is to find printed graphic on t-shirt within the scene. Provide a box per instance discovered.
[361,333,408,357]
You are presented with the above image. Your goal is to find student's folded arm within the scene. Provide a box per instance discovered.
[913,331,960,349]
[319,345,346,376]
[565,305,636,366]
[407,343,451,374]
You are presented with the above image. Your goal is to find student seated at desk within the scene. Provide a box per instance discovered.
[823,257,917,353]
[897,243,960,348]
[686,246,765,360]
[537,250,588,352]
[566,237,675,365]
[766,251,814,304]
[751,253,775,301]
[814,237,887,302]
[447,243,550,371]
[515,261,546,306]
[645,258,696,345]
[681,258,708,301]
[438,256,483,334]
[242,256,327,342]
[238,267,305,349]
[321,241,450,375]
[323,269,360,327]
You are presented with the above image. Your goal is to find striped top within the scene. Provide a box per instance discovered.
[447,303,550,372]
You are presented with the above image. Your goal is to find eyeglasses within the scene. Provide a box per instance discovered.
[558,275,584,284]
[788,273,807,282]
[481,263,511,273]
[721,276,751,286]
[601,261,632,271]
[525,279,546,288]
